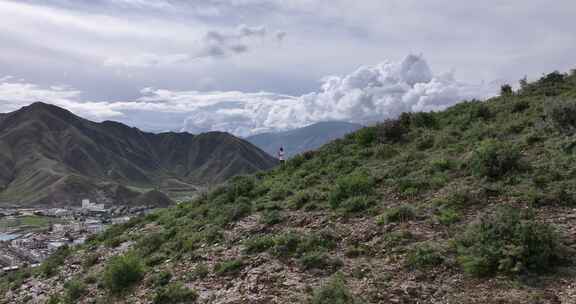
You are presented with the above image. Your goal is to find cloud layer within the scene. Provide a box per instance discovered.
[104,25,283,68]
[0,54,496,136]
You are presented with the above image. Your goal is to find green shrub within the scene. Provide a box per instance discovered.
[190,264,209,281]
[311,275,360,304]
[470,140,521,179]
[336,196,374,214]
[260,210,283,225]
[329,172,374,208]
[291,190,312,209]
[136,232,167,256]
[436,208,461,225]
[429,158,454,172]
[84,275,97,285]
[395,178,429,197]
[151,271,172,287]
[153,282,198,304]
[433,190,474,210]
[299,252,343,272]
[344,244,371,258]
[374,144,398,160]
[37,246,70,278]
[46,295,62,304]
[378,205,416,224]
[355,127,378,146]
[82,253,99,270]
[456,206,561,277]
[416,132,435,150]
[244,235,275,254]
[545,99,576,133]
[214,259,244,276]
[408,112,439,129]
[525,186,575,207]
[63,279,86,303]
[102,254,144,294]
[375,119,408,143]
[407,244,444,269]
[269,185,292,201]
[214,198,252,225]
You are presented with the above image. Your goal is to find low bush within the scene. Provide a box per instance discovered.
[436,208,461,225]
[407,244,445,269]
[37,246,71,278]
[291,190,313,209]
[355,127,378,147]
[260,210,283,225]
[378,205,416,224]
[416,132,435,150]
[329,172,374,208]
[433,190,475,210]
[150,271,172,287]
[269,185,292,201]
[136,232,167,256]
[336,196,375,214]
[82,253,99,270]
[299,252,343,272]
[374,144,398,160]
[375,119,408,143]
[429,158,454,172]
[102,253,144,294]
[245,231,337,258]
[311,275,360,304]
[470,140,521,179]
[153,282,198,304]
[395,178,429,197]
[456,206,561,277]
[63,279,86,303]
[545,98,576,133]
[214,259,244,276]
[190,263,209,280]
[244,235,275,254]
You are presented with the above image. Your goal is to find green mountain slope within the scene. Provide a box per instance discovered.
[3,70,576,303]
[0,103,278,207]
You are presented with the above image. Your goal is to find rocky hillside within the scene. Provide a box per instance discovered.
[246,121,362,158]
[2,70,576,303]
[0,103,278,207]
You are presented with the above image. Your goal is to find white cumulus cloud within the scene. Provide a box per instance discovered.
[0,54,497,136]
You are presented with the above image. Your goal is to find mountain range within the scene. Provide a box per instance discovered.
[0,102,278,208]
[4,70,576,303]
[246,121,362,158]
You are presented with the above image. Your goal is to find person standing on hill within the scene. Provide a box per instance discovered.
[278,146,285,165]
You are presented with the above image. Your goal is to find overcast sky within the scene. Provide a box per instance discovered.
[1,0,575,136]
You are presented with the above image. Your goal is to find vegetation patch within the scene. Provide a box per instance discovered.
[153,282,197,304]
[377,205,416,224]
[311,275,361,304]
[470,140,522,179]
[456,206,562,277]
[214,259,245,276]
[329,171,374,209]
[102,253,144,294]
[407,244,445,269]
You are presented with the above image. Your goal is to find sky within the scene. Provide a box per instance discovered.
[0,0,575,136]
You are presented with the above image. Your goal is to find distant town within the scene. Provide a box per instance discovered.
[0,199,155,274]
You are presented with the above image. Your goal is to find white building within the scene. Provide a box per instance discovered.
[112,216,131,225]
[81,199,105,212]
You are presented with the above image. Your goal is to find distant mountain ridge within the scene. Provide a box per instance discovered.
[0,102,278,208]
[246,121,363,158]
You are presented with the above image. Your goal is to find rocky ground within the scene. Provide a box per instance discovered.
[5,204,576,304]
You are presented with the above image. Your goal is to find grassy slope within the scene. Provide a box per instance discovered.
[2,70,576,303]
